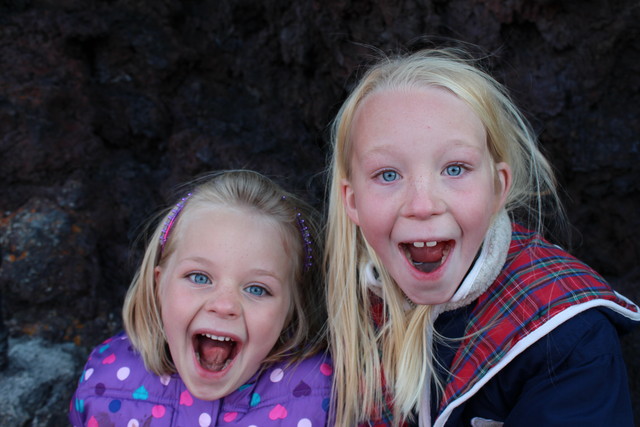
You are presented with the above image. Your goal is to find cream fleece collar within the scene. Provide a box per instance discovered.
[365,210,512,314]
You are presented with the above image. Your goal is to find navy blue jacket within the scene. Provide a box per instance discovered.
[426,304,636,426]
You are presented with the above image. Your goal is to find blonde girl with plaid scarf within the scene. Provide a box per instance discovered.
[325,47,640,427]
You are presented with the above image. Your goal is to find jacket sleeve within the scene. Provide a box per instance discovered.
[483,309,635,427]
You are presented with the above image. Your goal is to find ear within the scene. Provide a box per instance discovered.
[341,178,361,226]
[154,266,162,286]
[494,162,512,209]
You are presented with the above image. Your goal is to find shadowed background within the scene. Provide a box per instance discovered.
[0,0,638,425]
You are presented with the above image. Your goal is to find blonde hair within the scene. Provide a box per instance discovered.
[326,48,563,425]
[124,170,325,375]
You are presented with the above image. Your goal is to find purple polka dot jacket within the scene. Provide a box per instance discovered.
[69,332,333,426]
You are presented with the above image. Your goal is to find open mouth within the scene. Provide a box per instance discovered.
[401,240,452,273]
[194,333,238,372]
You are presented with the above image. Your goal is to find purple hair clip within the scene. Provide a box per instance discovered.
[282,195,313,272]
[159,193,192,254]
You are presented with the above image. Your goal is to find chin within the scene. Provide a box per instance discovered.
[403,286,455,306]
[187,381,232,401]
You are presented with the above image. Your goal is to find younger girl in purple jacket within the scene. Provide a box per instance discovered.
[69,170,331,426]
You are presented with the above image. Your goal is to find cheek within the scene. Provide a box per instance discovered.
[266,299,292,337]
[456,206,495,261]
[159,285,191,329]
[356,199,392,242]
[159,297,177,339]
[461,175,502,219]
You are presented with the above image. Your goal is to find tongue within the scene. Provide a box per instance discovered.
[198,337,233,372]
[408,243,444,263]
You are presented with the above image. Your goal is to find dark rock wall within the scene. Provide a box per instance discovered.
[0,0,638,422]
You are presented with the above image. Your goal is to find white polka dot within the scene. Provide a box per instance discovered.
[127,419,140,427]
[117,366,130,381]
[270,368,284,382]
[160,375,171,386]
[84,368,94,381]
[298,419,312,427]
[199,412,212,427]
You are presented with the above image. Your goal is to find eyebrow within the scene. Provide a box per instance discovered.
[448,139,484,150]
[246,268,285,282]
[182,257,285,282]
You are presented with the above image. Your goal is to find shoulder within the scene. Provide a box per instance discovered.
[75,332,155,388]
[505,224,607,285]
[486,308,627,403]
[491,225,640,325]
[456,308,634,426]
[490,309,634,425]
[69,332,190,426]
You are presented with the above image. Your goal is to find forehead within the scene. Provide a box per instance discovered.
[355,86,480,124]
[181,205,285,242]
[176,206,294,273]
[349,87,486,154]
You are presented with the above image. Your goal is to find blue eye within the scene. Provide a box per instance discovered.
[380,170,398,182]
[188,273,210,285]
[445,165,463,176]
[245,284,268,297]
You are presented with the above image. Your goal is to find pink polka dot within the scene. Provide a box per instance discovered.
[320,363,332,376]
[223,412,238,422]
[269,404,288,420]
[179,390,193,406]
[87,416,98,427]
[102,353,116,364]
[152,405,166,418]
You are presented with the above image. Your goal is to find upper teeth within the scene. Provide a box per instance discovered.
[413,241,437,248]
[201,333,233,342]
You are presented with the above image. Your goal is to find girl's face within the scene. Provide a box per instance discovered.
[155,207,292,400]
[342,87,510,305]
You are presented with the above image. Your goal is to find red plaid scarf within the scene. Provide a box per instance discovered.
[437,223,640,417]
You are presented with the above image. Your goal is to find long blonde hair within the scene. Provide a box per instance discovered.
[123,170,325,375]
[325,48,563,425]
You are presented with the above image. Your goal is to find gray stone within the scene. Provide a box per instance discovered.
[0,337,85,427]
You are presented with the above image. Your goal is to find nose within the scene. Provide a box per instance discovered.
[401,176,445,219]
[204,284,242,319]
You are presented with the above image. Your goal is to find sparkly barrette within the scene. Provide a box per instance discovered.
[159,193,192,254]
[282,196,313,272]
[296,212,313,272]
